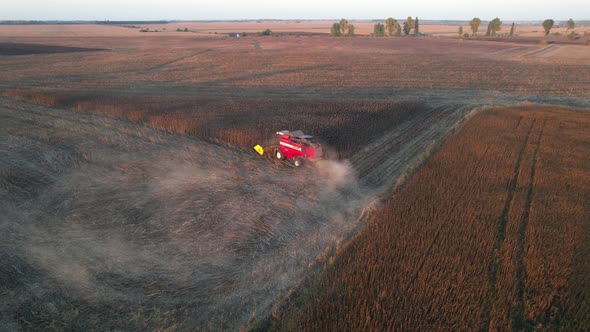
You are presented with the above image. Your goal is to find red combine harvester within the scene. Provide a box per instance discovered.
[254,130,323,167]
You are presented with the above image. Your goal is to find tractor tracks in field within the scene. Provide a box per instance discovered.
[513,118,546,330]
[203,64,336,86]
[351,104,470,190]
[147,49,212,73]
[520,45,554,59]
[481,117,535,331]
[481,117,543,332]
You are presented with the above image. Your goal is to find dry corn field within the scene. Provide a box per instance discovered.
[1,24,589,331]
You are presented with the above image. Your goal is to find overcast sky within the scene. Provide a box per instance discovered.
[1,0,588,21]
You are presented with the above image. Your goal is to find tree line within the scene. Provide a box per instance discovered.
[330,17,420,37]
[542,18,577,38]
[331,19,355,37]
[331,18,580,39]
[460,17,578,38]
[373,17,420,37]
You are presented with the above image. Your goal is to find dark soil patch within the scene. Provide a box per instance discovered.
[0,43,105,56]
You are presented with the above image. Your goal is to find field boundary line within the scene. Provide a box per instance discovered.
[204,64,335,85]
[147,49,212,72]
[520,45,554,58]
[359,105,454,187]
[513,117,546,330]
[353,104,464,188]
[487,46,528,57]
[481,117,536,332]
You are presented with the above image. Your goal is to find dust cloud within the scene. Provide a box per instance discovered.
[0,99,370,331]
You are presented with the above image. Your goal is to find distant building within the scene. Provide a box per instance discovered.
[228,33,240,38]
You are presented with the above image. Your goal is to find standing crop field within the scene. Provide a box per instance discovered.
[1,90,425,159]
[270,105,590,331]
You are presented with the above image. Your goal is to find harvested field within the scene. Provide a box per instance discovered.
[0,35,588,97]
[470,36,587,45]
[0,24,147,38]
[0,95,473,330]
[1,23,589,331]
[522,44,590,64]
[0,34,588,170]
[0,97,364,331]
[270,105,590,331]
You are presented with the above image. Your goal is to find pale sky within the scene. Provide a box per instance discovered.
[1,0,588,21]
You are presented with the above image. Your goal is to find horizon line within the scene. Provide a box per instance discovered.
[1,18,588,23]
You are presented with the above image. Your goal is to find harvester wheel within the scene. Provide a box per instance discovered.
[275,148,284,160]
[293,157,303,167]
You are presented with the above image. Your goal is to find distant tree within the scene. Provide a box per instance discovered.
[490,18,502,36]
[339,18,349,35]
[395,22,402,36]
[458,26,463,36]
[509,23,515,36]
[414,17,420,35]
[485,23,492,36]
[331,23,341,36]
[542,19,554,36]
[402,16,415,35]
[331,20,354,37]
[385,17,399,36]
[567,18,575,31]
[470,17,481,36]
[347,24,355,37]
[261,29,273,36]
[374,23,386,37]
[566,19,577,40]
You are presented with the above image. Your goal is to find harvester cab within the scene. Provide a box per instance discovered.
[253,130,323,167]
